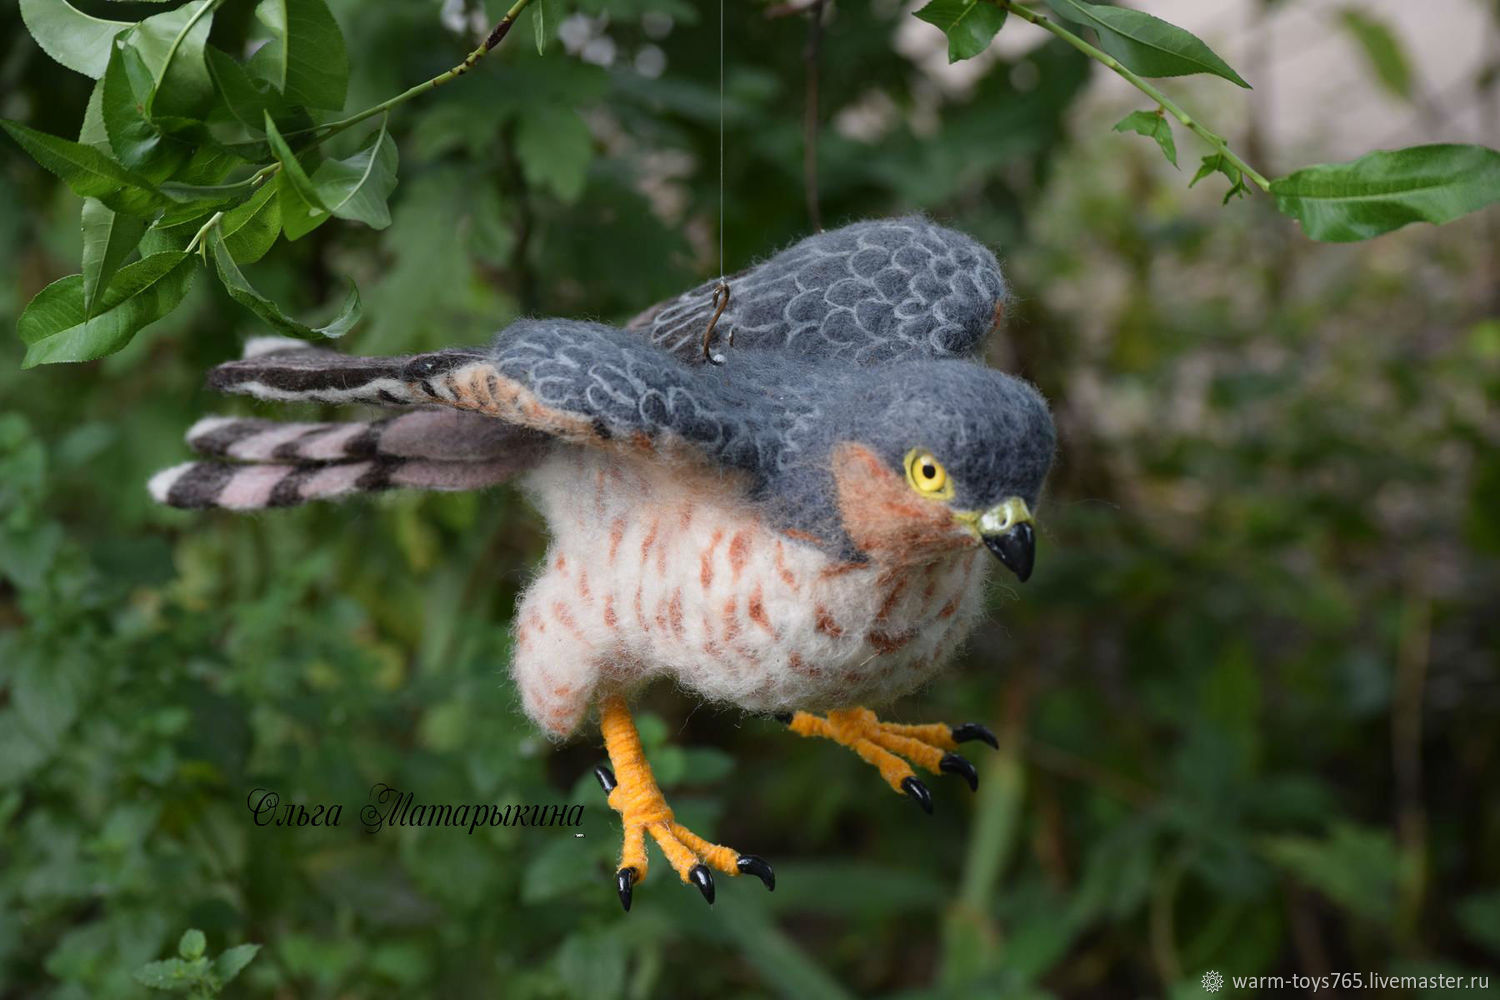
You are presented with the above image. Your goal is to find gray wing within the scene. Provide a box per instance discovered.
[202,322,791,477]
[425,319,787,474]
[627,216,1008,366]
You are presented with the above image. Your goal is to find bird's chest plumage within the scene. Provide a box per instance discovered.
[520,449,991,712]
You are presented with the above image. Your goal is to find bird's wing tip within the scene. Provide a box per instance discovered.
[147,462,196,504]
[243,336,312,359]
[185,415,237,443]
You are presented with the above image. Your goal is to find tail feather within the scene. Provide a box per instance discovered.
[149,457,520,510]
[204,339,484,408]
[187,410,534,464]
[151,340,540,511]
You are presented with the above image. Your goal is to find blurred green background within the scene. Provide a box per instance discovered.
[2,0,1498,996]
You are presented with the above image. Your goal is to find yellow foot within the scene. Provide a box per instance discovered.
[778,707,998,813]
[594,694,774,911]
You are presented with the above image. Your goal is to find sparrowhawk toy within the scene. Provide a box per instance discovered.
[150,217,1056,909]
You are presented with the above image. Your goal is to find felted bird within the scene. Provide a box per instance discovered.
[150,216,1056,910]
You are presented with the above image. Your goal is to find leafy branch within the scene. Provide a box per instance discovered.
[915,0,1500,227]
[306,0,537,144]
[134,928,260,997]
[5,0,1499,369]
[998,0,1270,195]
[5,0,541,368]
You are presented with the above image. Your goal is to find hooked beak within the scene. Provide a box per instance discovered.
[976,497,1036,582]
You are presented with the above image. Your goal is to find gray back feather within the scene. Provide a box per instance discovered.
[629,216,1007,365]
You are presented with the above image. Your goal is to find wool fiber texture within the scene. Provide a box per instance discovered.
[149,216,1056,739]
[630,215,1008,364]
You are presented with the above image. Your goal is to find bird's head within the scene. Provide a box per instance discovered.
[822,362,1055,579]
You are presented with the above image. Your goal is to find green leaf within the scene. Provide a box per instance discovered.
[138,214,207,255]
[219,182,282,262]
[205,45,311,135]
[250,0,350,110]
[177,929,206,960]
[913,0,1006,63]
[532,0,548,54]
[209,228,359,339]
[206,46,273,130]
[18,252,195,367]
[101,41,191,179]
[174,140,245,186]
[158,179,254,203]
[1271,144,1500,242]
[1339,8,1412,100]
[1190,151,1248,203]
[126,0,217,119]
[264,114,330,239]
[309,119,398,229]
[0,119,166,216]
[516,108,592,204]
[1043,0,1249,87]
[212,944,261,984]
[80,197,147,316]
[80,78,109,148]
[18,0,131,79]
[1262,824,1407,925]
[133,958,196,992]
[1112,109,1176,167]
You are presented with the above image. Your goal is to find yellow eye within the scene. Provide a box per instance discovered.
[903,449,954,500]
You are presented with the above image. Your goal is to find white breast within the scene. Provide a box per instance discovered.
[518,448,992,714]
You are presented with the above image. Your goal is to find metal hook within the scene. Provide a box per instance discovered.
[701,281,733,365]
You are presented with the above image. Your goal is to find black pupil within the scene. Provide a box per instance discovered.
[922,463,936,479]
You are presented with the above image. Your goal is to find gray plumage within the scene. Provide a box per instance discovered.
[152,216,1052,564]
[628,216,1008,363]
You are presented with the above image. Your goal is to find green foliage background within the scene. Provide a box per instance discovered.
[2,0,1498,996]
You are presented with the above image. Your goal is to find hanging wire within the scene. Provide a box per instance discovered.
[703,0,733,365]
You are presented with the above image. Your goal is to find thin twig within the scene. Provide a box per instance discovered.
[996,0,1272,192]
[302,0,538,143]
[802,0,826,231]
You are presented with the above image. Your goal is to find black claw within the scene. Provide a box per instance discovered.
[689,864,716,904]
[616,867,636,912]
[593,764,617,794]
[737,854,776,892]
[902,776,934,814]
[772,712,792,724]
[951,723,999,750]
[940,752,979,792]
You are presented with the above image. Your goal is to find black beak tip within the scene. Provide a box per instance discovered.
[985,522,1035,582]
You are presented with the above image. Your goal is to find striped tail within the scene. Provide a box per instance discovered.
[150,338,542,511]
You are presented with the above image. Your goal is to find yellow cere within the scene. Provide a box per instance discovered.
[903,448,954,500]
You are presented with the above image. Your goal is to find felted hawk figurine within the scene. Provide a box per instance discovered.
[150,217,1055,910]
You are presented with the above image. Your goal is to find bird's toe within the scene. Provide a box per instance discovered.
[689,864,716,904]
[950,722,999,749]
[940,751,979,791]
[737,854,776,891]
[902,776,934,814]
[616,867,636,912]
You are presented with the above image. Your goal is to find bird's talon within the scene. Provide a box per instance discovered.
[940,751,979,791]
[951,722,999,749]
[594,764,618,793]
[616,867,636,912]
[689,864,716,904]
[902,776,933,814]
[737,854,776,891]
